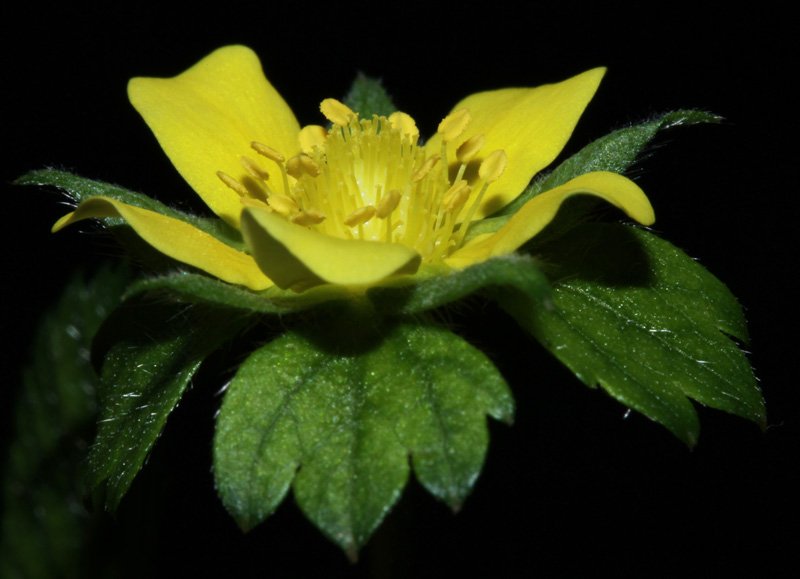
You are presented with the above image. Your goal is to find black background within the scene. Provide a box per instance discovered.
[2,2,797,576]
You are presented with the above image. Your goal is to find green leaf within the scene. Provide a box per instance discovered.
[469,109,721,239]
[16,168,245,250]
[213,319,512,556]
[499,223,762,446]
[1,265,129,578]
[368,254,552,315]
[344,73,398,117]
[88,302,249,509]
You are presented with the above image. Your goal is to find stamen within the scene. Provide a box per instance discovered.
[375,189,402,219]
[286,154,322,179]
[251,141,285,163]
[299,155,321,177]
[437,108,471,142]
[442,181,471,213]
[239,197,272,210]
[291,210,326,226]
[388,111,419,140]
[252,141,291,198]
[478,150,508,183]
[344,205,376,227]
[454,150,509,246]
[299,125,327,153]
[455,133,485,183]
[240,156,270,181]
[412,155,440,182]
[269,194,299,217]
[320,98,356,126]
[456,134,485,163]
[286,156,303,179]
[216,170,249,197]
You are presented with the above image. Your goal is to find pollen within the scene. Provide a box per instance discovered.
[222,102,508,263]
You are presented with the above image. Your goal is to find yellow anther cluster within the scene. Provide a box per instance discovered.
[217,98,507,263]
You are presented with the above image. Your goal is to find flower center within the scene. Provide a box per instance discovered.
[218,99,506,263]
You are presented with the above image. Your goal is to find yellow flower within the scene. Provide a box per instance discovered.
[53,45,654,292]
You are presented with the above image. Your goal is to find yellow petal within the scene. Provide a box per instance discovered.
[426,67,606,219]
[241,207,421,290]
[128,45,301,228]
[53,197,272,290]
[445,171,654,268]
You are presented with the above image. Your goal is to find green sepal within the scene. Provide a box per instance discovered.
[499,223,762,446]
[213,317,512,556]
[125,273,295,314]
[368,254,552,315]
[344,73,398,117]
[125,272,366,314]
[469,109,722,239]
[17,169,245,250]
[1,265,129,578]
[88,302,250,509]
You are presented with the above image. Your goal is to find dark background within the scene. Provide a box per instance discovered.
[3,2,796,576]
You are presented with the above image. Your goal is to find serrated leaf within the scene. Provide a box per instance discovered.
[469,109,721,238]
[1,266,129,578]
[213,320,512,555]
[499,223,762,445]
[344,73,398,117]
[88,303,248,509]
[368,254,552,315]
[17,168,245,250]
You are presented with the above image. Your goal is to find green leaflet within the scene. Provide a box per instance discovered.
[213,319,513,556]
[343,73,398,117]
[468,109,721,239]
[88,302,249,509]
[17,169,245,250]
[0,266,129,578]
[500,223,763,446]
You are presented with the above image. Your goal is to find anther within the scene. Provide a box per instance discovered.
[376,190,402,218]
[299,155,321,177]
[479,150,508,183]
[299,125,327,153]
[442,181,471,213]
[320,98,356,126]
[437,108,471,142]
[291,210,326,226]
[251,141,285,163]
[412,155,440,182]
[286,154,322,179]
[388,111,419,139]
[456,134,485,164]
[239,197,272,211]
[216,171,249,197]
[286,156,304,179]
[268,194,299,216]
[344,205,376,227]
[240,156,270,181]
